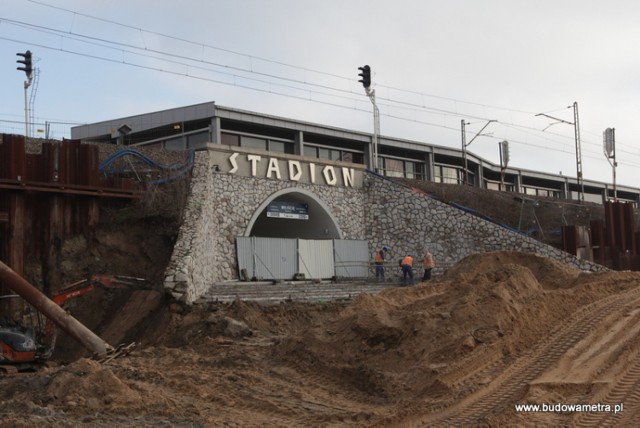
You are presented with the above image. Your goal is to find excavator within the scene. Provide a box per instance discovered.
[0,274,147,368]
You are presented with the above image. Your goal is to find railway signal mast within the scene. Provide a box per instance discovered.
[16,50,34,138]
[358,65,380,173]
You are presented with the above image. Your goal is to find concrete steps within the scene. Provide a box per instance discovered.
[196,280,398,304]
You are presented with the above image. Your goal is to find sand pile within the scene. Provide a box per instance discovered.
[2,251,640,426]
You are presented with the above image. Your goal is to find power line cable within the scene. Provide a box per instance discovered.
[5,30,640,171]
[14,2,595,123]
[5,7,640,177]
[5,11,636,163]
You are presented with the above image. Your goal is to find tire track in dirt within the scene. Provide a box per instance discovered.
[405,286,640,427]
[571,342,640,427]
[572,359,640,427]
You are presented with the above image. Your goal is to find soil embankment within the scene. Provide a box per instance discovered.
[2,251,640,426]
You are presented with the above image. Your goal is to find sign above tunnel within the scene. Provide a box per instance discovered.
[208,146,365,188]
[267,202,309,220]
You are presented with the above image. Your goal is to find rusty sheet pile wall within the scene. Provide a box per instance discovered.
[0,136,139,191]
[0,134,139,318]
[563,201,640,270]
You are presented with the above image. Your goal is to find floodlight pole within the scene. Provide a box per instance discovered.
[536,102,584,203]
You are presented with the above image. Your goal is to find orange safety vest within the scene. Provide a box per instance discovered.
[401,255,413,266]
[374,249,385,263]
[423,253,435,268]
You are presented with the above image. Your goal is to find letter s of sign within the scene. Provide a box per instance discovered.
[229,152,238,174]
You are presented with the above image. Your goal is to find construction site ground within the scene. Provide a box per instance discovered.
[2,181,640,426]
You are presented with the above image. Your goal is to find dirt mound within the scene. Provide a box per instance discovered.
[268,252,581,401]
[45,359,140,407]
[3,251,640,426]
[441,250,580,289]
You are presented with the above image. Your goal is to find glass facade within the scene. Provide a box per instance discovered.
[304,145,364,164]
[523,186,561,198]
[241,136,267,150]
[384,158,404,177]
[217,122,632,207]
[379,157,424,179]
[435,165,461,185]
[486,181,515,192]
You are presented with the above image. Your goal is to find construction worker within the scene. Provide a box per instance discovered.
[374,246,389,281]
[422,250,436,281]
[400,254,414,286]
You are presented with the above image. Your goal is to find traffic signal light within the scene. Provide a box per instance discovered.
[358,65,371,88]
[16,50,33,79]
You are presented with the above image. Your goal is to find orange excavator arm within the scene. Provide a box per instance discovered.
[51,275,147,306]
[40,275,148,344]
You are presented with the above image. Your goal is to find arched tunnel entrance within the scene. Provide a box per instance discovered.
[245,188,341,239]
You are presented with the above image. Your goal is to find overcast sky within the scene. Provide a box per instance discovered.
[2,0,639,187]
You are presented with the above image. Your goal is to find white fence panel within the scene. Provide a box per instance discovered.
[298,239,334,279]
[333,239,369,278]
[238,237,367,280]
[236,237,297,280]
[255,237,297,280]
[236,237,254,278]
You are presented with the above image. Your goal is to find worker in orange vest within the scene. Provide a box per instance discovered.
[422,250,436,281]
[374,246,389,281]
[400,254,414,286]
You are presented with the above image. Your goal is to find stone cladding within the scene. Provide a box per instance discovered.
[164,149,365,302]
[165,151,605,303]
[365,174,606,276]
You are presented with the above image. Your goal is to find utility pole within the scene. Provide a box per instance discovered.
[603,127,617,202]
[536,102,584,203]
[572,102,584,203]
[499,140,509,190]
[358,65,380,173]
[461,119,496,185]
[16,50,34,138]
[461,120,468,184]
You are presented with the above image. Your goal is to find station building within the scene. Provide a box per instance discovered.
[71,101,639,206]
[70,102,627,302]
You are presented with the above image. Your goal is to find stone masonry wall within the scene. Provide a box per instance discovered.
[164,149,366,303]
[364,173,606,275]
[165,151,605,304]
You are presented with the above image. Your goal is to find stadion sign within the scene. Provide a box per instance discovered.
[223,151,362,188]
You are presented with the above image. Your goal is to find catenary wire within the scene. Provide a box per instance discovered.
[4,5,640,174]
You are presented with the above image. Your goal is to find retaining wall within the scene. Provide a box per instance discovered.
[164,148,604,303]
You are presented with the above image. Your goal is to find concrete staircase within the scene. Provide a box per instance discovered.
[196,279,398,304]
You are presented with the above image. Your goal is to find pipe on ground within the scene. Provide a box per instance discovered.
[0,260,112,357]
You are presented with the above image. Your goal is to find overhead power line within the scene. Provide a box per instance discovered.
[3,3,640,178]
